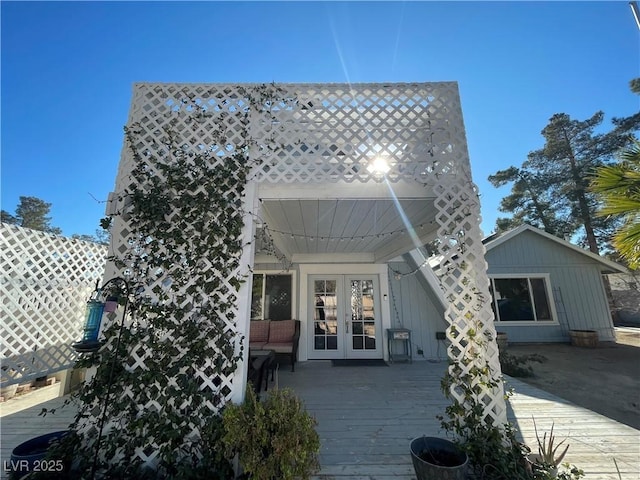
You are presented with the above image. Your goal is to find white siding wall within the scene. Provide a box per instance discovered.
[260,260,448,362]
[387,262,448,360]
[485,230,615,342]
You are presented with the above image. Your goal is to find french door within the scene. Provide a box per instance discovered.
[308,275,382,359]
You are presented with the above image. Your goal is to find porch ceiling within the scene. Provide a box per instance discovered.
[259,198,437,262]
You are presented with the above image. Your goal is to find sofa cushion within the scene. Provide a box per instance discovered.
[268,320,295,344]
[250,321,270,344]
[249,341,268,350]
[262,342,293,354]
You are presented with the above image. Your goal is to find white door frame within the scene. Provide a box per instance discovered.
[298,264,392,361]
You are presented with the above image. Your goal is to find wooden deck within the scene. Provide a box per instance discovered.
[1,361,638,479]
[277,361,639,480]
[0,395,75,480]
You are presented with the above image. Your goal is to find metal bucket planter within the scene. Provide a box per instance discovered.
[496,331,508,351]
[569,329,599,348]
[9,430,70,479]
[410,436,468,480]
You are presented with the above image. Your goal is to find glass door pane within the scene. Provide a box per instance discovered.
[349,279,377,351]
[313,279,338,351]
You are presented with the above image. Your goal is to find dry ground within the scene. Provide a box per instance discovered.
[506,328,640,430]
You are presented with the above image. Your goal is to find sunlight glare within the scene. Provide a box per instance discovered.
[384,178,423,251]
[367,156,391,175]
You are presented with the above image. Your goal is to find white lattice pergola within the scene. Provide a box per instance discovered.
[0,224,107,387]
[100,82,506,466]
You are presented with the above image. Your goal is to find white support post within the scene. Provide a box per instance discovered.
[434,178,507,426]
[230,181,259,404]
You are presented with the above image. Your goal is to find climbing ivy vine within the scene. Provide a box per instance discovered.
[59,84,295,478]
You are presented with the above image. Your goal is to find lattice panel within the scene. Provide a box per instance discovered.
[98,82,506,468]
[0,224,107,387]
[251,83,466,184]
[434,180,507,425]
[111,82,467,188]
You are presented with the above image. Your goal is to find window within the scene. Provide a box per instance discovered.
[251,273,293,321]
[489,275,554,323]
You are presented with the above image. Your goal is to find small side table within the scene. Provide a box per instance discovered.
[248,349,275,392]
[387,328,412,363]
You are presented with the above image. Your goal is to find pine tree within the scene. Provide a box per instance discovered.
[489,110,639,253]
[1,196,62,234]
[488,166,572,236]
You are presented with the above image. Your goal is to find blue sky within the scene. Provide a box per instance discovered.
[1,1,638,238]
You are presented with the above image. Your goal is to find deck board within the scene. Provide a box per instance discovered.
[0,395,76,480]
[0,361,637,479]
[277,361,639,480]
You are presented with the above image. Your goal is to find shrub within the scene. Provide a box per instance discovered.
[222,387,320,480]
[499,352,547,378]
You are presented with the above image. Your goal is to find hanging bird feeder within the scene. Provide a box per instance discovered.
[72,292,105,353]
[72,278,129,354]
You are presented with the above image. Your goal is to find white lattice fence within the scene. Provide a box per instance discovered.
[0,224,107,387]
[98,82,506,467]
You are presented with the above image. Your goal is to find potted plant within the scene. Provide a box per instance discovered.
[410,436,468,480]
[437,322,533,479]
[528,419,569,478]
[568,329,599,348]
[222,387,320,480]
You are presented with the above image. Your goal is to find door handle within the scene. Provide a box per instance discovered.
[345,319,349,334]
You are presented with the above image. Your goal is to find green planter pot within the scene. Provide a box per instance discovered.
[410,436,468,480]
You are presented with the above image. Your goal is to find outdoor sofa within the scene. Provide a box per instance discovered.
[249,319,300,372]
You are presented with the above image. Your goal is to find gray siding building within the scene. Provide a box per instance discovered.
[483,225,626,343]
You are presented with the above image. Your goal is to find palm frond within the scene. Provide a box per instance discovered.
[599,198,640,216]
[613,221,640,269]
